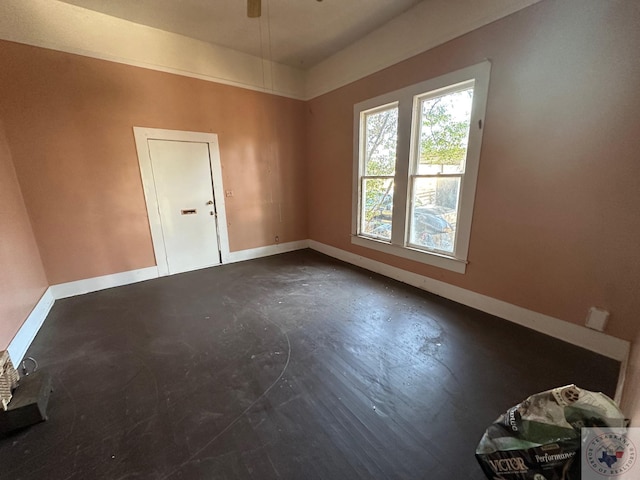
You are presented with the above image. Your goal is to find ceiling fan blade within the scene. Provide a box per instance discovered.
[247,0,261,18]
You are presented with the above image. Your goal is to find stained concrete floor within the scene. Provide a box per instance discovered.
[1,249,620,479]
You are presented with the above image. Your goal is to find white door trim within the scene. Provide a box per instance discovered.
[133,127,230,276]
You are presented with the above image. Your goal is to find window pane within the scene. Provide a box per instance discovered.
[364,107,398,176]
[417,87,473,175]
[361,178,394,240]
[409,177,460,253]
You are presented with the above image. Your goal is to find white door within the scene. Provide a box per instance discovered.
[147,139,221,274]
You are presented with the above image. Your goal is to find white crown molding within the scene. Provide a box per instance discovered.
[304,0,542,99]
[0,1,542,101]
[0,0,305,99]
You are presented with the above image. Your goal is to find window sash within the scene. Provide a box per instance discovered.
[406,81,474,257]
[359,175,394,242]
[407,174,462,255]
[410,81,475,177]
[360,103,399,178]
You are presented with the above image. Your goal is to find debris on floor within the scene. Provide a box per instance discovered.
[475,384,626,480]
[0,354,52,436]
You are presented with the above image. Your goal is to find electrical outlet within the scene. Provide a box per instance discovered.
[585,307,609,332]
[225,190,233,197]
[275,236,279,243]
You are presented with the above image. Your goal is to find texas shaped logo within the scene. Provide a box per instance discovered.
[598,449,624,468]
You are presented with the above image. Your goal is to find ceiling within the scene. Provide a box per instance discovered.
[58,0,424,69]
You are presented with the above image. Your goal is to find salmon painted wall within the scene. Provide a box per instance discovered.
[0,118,48,350]
[0,41,307,285]
[306,0,640,341]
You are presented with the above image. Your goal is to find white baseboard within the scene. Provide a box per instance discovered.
[48,242,309,300]
[7,287,55,363]
[308,240,630,363]
[9,242,629,403]
[225,240,309,264]
[50,266,159,299]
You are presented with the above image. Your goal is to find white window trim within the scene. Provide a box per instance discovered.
[351,61,491,274]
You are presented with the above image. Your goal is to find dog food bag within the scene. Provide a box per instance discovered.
[475,385,626,480]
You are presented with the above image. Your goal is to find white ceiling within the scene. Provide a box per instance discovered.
[0,0,541,99]
[58,0,424,69]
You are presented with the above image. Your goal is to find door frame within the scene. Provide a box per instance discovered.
[133,126,230,276]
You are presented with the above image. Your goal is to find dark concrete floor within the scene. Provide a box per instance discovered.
[1,249,620,479]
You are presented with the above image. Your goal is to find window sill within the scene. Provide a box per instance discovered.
[351,235,467,274]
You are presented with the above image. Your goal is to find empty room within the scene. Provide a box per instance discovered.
[1,0,639,478]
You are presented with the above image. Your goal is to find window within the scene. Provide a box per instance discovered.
[359,104,398,241]
[352,62,490,273]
